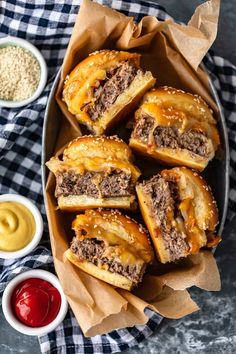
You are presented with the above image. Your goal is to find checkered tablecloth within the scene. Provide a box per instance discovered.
[0,1,236,353]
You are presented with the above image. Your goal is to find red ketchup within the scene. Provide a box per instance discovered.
[11,278,61,327]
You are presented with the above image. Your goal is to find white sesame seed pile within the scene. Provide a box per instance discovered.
[0,45,40,101]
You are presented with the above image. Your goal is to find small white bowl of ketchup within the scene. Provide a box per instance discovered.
[2,269,68,336]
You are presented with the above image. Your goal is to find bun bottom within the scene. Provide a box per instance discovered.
[129,138,211,171]
[58,195,135,211]
[65,250,133,290]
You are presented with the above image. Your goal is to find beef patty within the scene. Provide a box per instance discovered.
[70,238,146,284]
[55,169,132,198]
[133,115,211,157]
[142,174,189,261]
[83,61,141,121]
[133,116,155,143]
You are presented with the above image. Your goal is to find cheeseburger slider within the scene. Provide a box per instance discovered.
[130,87,220,171]
[62,50,156,135]
[136,167,219,264]
[65,209,154,290]
[46,135,141,211]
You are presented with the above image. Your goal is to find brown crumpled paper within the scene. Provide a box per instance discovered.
[45,0,221,337]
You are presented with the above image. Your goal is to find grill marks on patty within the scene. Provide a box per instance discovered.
[55,170,133,198]
[133,115,211,157]
[142,175,189,261]
[70,238,146,284]
[83,61,140,121]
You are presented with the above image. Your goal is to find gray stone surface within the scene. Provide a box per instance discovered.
[0,301,41,354]
[124,217,236,354]
[0,1,235,353]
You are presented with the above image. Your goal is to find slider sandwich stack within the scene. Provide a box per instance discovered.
[130,87,220,171]
[136,167,219,263]
[63,50,156,135]
[46,135,141,211]
[65,209,154,290]
[47,49,221,290]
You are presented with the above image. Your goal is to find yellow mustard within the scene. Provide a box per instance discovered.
[0,202,36,252]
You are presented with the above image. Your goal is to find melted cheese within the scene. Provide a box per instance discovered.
[75,223,143,265]
[144,89,215,125]
[51,157,140,182]
[142,103,183,127]
[179,198,206,253]
[64,51,140,124]
[206,234,221,248]
[68,69,106,115]
[141,102,219,146]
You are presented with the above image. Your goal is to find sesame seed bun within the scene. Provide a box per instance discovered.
[72,209,154,263]
[136,167,219,263]
[65,250,134,290]
[63,135,134,162]
[46,136,140,211]
[130,87,220,171]
[66,209,154,290]
[63,50,156,135]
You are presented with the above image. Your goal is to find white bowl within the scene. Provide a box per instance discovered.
[0,36,47,108]
[0,194,43,259]
[2,269,68,336]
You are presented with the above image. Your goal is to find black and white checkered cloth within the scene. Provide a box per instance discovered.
[0,1,235,353]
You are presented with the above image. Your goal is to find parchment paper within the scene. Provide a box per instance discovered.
[45,0,221,336]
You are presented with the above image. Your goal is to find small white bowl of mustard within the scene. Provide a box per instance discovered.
[0,194,43,259]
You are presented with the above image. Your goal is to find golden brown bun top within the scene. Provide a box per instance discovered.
[63,50,140,109]
[134,87,220,150]
[140,87,216,124]
[72,209,154,263]
[161,167,219,231]
[46,135,141,181]
[63,135,133,162]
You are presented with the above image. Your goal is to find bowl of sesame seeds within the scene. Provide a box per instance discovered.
[0,36,47,108]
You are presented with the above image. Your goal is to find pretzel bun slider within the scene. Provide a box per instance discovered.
[63,50,156,135]
[130,87,220,171]
[46,135,141,211]
[65,209,154,290]
[136,167,219,264]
